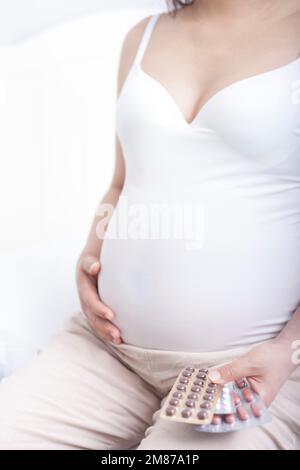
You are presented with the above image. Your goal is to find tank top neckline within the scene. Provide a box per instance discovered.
[126,12,300,129]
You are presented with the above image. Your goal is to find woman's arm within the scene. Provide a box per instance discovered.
[80,14,152,260]
[79,136,125,262]
[76,17,150,344]
[209,306,300,406]
[75,139,125,344]
[277,304,300,348]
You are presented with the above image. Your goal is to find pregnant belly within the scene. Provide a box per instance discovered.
[97,192,300,352]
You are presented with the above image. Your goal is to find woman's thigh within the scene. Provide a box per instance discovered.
[0,312,160,450]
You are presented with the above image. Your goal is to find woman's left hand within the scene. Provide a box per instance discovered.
[209,338,297,407]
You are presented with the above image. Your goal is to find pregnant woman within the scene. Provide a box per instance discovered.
[0,0,300,450]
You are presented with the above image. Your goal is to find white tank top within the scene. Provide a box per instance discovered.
[98,13,300,351]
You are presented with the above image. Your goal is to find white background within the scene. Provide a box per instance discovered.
[0,1,167,370]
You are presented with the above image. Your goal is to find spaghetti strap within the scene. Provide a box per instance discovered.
[133,13,161,68]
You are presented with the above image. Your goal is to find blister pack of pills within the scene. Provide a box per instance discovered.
[160,367,223,425]
[160,367,272,433]
[214,383,236,414]
[195,378,272,433]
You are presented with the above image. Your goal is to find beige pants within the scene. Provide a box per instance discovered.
[0,311,299,450]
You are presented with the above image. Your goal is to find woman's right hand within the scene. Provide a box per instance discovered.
[76,254,122,344]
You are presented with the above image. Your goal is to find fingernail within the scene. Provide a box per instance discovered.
[105,312,114,321]
[111,336,121,344]
[209,370,223,383]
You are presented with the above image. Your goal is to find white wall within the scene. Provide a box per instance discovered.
[0,0,165,44]
[0,2,166,371]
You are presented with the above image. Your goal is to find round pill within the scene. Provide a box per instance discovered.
[176,384,186,391]
[185,367,195,372]
[205,388,216,395]
[212,415,222,426]
[188,393,198,400]
[196,373,206,380]
[172,391,183,399]
[182,371,192,377]
[242,388,254,403]
[237,405,249,421]
[200,401,212,410]
[165,406,176,416]
[193,379,204,387]
[179,378,189,385]
[191,386,201,393]
[198,368,208,373]
[181,408,192,418]
[251,403,263,418]
[203,394,213,401]
[197,410,209,420]
[224,414,235,424]
[207,383,217,389]
[185,399,196,408]
[169,398,179,407]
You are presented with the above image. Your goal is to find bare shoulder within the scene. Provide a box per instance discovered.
[291,5,300,53]
[117,15,154,93]
[117,13,168,94]
[123,11,168,49]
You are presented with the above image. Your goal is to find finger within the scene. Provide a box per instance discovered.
[93,316,122,344]
[87,314,115,342]
[248,379,270,407]
[81,255,101,276]
[80,276,114,320]
[208,358,252,384]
